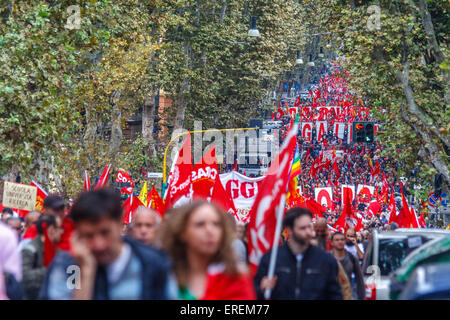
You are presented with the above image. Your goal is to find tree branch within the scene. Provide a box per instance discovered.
[397,63,450,185]
[417,0,444,64]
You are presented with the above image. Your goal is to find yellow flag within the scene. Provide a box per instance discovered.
[138,181,148,206]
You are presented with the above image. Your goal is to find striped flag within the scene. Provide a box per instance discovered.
[84,170,91,192]
[94,164,111,190]
[290,144,301,178]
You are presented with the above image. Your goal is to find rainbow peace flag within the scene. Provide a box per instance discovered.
[290,144,301,178]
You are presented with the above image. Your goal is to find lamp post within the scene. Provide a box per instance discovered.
[318,47,324,58]
[296,50,304,65]
[307,54,315,67]
[248,16,260,37]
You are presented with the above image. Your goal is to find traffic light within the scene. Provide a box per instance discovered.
[352,122,374,143]
[365,123,374,142]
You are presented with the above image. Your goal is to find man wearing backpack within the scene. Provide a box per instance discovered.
[330,231,365,300]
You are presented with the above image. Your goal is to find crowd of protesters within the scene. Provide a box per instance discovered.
[0,62,423,301]
[0,186,391,300]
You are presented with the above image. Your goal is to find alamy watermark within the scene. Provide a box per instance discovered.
[367,5,381,31]
[366,265,381,286]
[65,5,81,30]
[66,265,81,289]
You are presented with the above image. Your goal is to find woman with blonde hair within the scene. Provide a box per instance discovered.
[160,201,255,300]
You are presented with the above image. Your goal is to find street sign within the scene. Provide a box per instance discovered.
[441,193,448,208]
[428,192,440,208]
[147,172,163,178]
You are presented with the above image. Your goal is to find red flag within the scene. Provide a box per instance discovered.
[22,183,48,239]
[147,185,165,217]
[419,213,426,228]
[334,185,355,232]
[305,199,326,219]
[275,107,284,120]
[367,200,381,217]
[271,112,275,121]
[30,181,48,212]
[115,169,134,195]
[211,174,237,219]
[309,153,323,178]
[232,160,238,171]
[332,159,340,178]
[247,122,298,275]
[84,170,91,192]
[312,159,331,178]
[94,164,111,190]
[373,159,381,176]
[388,191,397,223]
[375,185,380,203]
[395,185,412,228]
[410,206,419,228]
[369,158,380,178]
[381,174,389,203]
[165,133,192,208]
[355,214,363,232]
[122,195,145,224]
[192,145,218,200]
[304,148,311,162]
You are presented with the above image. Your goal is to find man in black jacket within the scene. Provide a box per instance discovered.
[255,207,342,300]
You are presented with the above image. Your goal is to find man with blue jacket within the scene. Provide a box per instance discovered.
[255,207,342,300]
[39,188,175,300]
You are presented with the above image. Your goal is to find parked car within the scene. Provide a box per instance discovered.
[362,229,450,300]
[397,263,450,300]
[389,235,450,300]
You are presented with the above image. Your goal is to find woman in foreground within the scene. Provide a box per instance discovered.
[160,201,255,300]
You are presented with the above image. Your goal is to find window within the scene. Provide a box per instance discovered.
[378,236,434,276]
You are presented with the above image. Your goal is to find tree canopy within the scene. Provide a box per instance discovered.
[1,0,448,200]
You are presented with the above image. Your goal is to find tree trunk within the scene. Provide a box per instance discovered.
[219,1,228,24]
[0,166,19,202]
[109,91,122,166]
[416,0,449,106]
[142,93,157,158]
[174,41,192,131]
[417,0,444,64]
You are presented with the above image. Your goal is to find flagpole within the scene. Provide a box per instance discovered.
[264,194,287,300]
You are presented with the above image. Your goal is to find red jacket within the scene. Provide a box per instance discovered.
[202,263,256,300]
[57,217,74,251]
[22,216,74,252]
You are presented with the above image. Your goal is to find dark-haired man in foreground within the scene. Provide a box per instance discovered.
[255,207,342,300]
[39,188,175,300]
